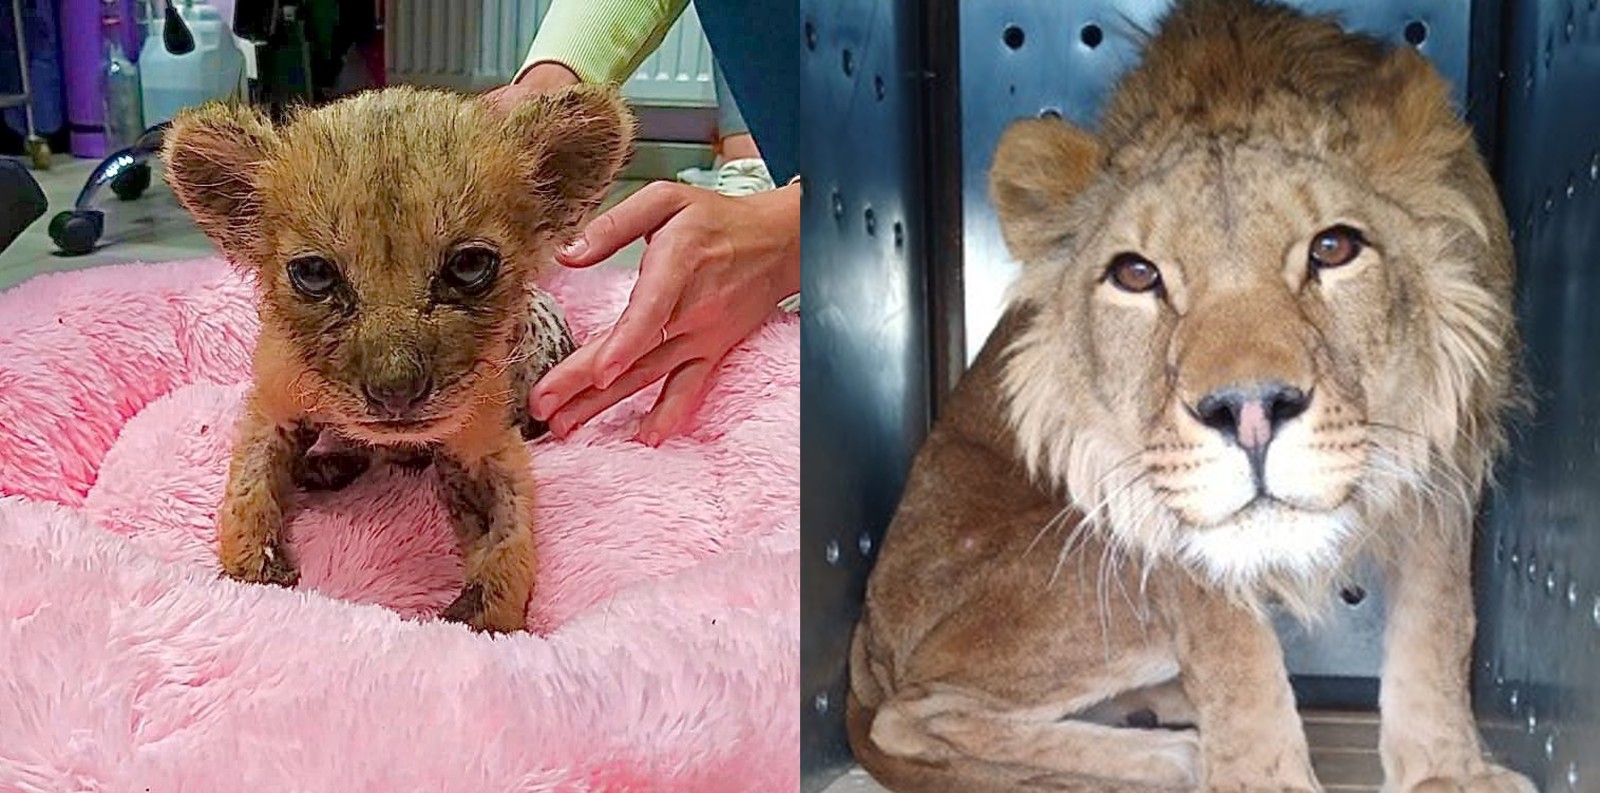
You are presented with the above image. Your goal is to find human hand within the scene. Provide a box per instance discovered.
[531,180,802,445]
[482,61,582,112]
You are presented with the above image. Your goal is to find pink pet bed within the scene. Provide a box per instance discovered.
[0,258,798,791]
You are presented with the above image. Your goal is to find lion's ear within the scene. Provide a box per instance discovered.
[505,84,637,232]
[161,102,278,260]
[1352,47,1470,186]
[989,118,1104,263]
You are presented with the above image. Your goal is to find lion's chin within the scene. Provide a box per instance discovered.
[1174,499,1355,590]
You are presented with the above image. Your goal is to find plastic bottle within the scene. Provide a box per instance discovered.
[101,0,145,150]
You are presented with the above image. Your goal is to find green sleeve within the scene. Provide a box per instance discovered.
[519,0,694,85]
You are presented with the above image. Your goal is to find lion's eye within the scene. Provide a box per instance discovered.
[287,256,340,299]
[442,246,500,295]
[1105,253,1163,294]
[1309,225,1365,270]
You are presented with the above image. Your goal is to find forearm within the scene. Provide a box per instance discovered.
[519,0,692,86]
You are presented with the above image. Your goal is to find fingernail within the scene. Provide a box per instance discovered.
[640,431,661,447]
[559,235,588,258]
[532,395,558,421]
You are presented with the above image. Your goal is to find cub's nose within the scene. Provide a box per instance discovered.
[363,375,432,418]
[1191,381,1311,456]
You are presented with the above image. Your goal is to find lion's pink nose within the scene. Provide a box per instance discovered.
[1191,382,1310,458]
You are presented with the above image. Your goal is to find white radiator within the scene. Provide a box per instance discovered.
[384,0,716,107]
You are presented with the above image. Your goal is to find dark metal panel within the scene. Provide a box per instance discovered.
[799,0,931,788]
[1473,0,1600,788]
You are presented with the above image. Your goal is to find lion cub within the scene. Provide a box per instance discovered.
[161,86,634,632]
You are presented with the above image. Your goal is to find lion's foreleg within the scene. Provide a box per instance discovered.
[1169,577,1319,792]
[1377,504,1535,793]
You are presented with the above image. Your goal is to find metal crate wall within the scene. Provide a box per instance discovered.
[800,0,1600,789]
[799,1,931,787]
[1471,1,1600,790]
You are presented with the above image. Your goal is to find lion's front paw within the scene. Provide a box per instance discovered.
[221,539,300,587]
[1404,766,1536,793]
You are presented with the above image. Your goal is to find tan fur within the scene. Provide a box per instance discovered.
[850,1,1533,790]
[163,86,634,632]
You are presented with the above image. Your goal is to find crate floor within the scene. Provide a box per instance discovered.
[824,710,1381,793]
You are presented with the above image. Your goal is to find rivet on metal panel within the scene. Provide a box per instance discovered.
[1566,174,1577,199]
[1339,585,1367,607]
[825,540,841,565]
[1524,67,1535,96]
[1567,762,1580,791]
[813,691,831,714]
[1565,8,1576,42]
[1527,555,1539,583]
[1080,23,1104,49]
[1495,534,1506,563]
[1591,595,1600,627]
[1566,581,1579,608]
[1526,708,1538,734]
[1543,34,1554,70]
[893,221,904,250]
[1403,20,1428,47]
[874,74,885,101]
[1040,107,1062,120]
[1589,151,1598,180]
[858,533,874,557]
[864,207,877,236]
[1545,566,1558,596]
[803,19,815,51]
[831,190,844,220]
[1003,24,1025,50]
[1510,547,1522,569]
[1543,190,1555,214]
[1546,732,1558,760]
[842,48,855,77]
[1510,687,1521,711]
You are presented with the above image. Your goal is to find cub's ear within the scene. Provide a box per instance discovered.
[506,84,637,231]
[161,102,278,259]
[989,117,1104,263]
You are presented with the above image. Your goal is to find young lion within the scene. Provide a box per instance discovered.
[848,0,1533,790]
[162,86,634,633]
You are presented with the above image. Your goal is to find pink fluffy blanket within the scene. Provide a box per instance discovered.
[0,258,798,791]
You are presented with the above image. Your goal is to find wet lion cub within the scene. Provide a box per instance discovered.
[162,86,634,632]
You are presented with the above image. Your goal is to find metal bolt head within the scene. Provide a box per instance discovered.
[813,692,831,713]
[858,533,874,557]
[1547,732,1558,759]
[831,190,845,220]
[1546,567,1559,596]
[1568,582,1580,608]
[824,540,841,565]
[1568,762,1580,790]
[1510,688,1521,711]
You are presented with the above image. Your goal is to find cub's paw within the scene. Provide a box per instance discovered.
[1404,766,1537,793]
[221,539,300,588]
[440,583,526,633]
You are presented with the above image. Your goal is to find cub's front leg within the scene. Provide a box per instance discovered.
[434,430,537,633]
[218,400,314,586]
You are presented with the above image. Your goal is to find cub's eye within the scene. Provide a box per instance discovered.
[286,256,340,299]
[442,246,500,295]
[1309,225,1365,270]
[1105,253,1163,294]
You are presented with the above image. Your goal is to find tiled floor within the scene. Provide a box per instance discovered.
[823,710,1383,793]
[0,155,650,293]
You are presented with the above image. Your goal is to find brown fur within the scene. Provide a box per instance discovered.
[163,85,634,632]
[850,1,1533,790]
